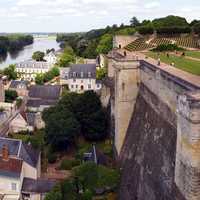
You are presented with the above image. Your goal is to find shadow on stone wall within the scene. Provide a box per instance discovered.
[119,85,185,200]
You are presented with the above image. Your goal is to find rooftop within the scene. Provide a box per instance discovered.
[28,85,61,100]
[9,80,29,89]
[22,178,57,193]
[0,137,40,169]
[0,157,22,178]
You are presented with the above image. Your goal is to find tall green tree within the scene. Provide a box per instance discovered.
[57,46,75,67]
[130,16,140,27]
[32,51,45,61]
[96,34,113,54]
[4,64,17,80]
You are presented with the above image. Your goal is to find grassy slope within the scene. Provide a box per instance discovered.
[185,51,200,59]
[146,52,200,75]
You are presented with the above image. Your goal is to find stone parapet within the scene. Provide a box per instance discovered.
[176,91,200,200]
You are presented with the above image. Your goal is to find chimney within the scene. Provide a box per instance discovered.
[2,144,9,161]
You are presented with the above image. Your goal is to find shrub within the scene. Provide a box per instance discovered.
[60,159,81,170]
[152,44,184,52]
[74,162,120,192]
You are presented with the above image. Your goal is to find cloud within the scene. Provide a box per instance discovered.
[144,1,160,9]
[0,0,200,32]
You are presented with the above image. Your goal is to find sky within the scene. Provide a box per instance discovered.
[0,0,200,33]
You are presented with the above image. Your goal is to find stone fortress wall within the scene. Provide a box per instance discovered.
[103,47,200,200]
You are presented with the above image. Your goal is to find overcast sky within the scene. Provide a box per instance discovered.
[1,0,200,33]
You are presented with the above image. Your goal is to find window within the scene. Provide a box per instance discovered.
[73,72,76,77]
[88,72,91,78]
[81,80,83,83]
[97,84,100,88]
[11,183,17,191]
[73,79,76,83]
[88,84,91,89]
[71,85,74,89]
[81,72,84,78]
[76,85,78,89]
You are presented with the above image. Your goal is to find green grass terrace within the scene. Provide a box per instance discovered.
[145,52,200,76]
[185,51,200,59]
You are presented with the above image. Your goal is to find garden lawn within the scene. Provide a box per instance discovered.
[185,51,200,59]
[146,52,200,75]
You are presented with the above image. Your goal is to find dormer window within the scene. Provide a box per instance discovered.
[81,72,84,78]
[88,72,91,78]
[73,72,76,77]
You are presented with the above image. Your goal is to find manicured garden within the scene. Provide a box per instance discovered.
[146,51,200,75]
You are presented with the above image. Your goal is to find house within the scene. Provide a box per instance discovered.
[10,112,45,134]
[9,80,29,97]
[0,137,54,200]
[60,64,102,92]
[27,85,62,112]
[0,137,56,200]
[44,52,57,65]
[16,60,52,81]
[9,112,34,133]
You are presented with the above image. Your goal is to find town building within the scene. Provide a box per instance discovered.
[16,60,51,81]
[9,112,34,133]
[27,85,62,112]
[9,80,29,97]
[0,137,55,200]
[60,64,102,92]
[44,52,57,65]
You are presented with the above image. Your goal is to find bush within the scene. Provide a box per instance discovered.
[60,159,81,170]
[74,162,120,192]
[152,44,184,52]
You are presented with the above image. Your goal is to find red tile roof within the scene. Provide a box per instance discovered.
[0,156,22,177]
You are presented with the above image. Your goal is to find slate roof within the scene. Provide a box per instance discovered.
[28,85,61,100]
[0,137,40,169]
[22,178,57,193]
[0,157,23,178]
[27,99,58,108]
[68,64,96,79]
[9,80,29,89]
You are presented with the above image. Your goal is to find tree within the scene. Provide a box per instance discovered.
[130,16,140,27]
[35,74,44,85]
[4,64,17,80]
[96,34,113,54]
[32,51,45,61]
[152,15,188,28]
[5,90,18,103]
[43,107,80,151]
[96,67,107,80]
[57,46,75,67]
[193,22,200,35]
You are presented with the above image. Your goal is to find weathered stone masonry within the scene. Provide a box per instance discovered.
[104,54,200,200]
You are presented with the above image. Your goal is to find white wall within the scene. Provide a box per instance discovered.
[66,78,101,93]
[0,175,21,199]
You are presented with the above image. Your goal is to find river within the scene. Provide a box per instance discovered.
[0,37,60,69]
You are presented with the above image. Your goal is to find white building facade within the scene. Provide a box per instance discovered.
[60,64,102,93]
[16,61,52,81]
